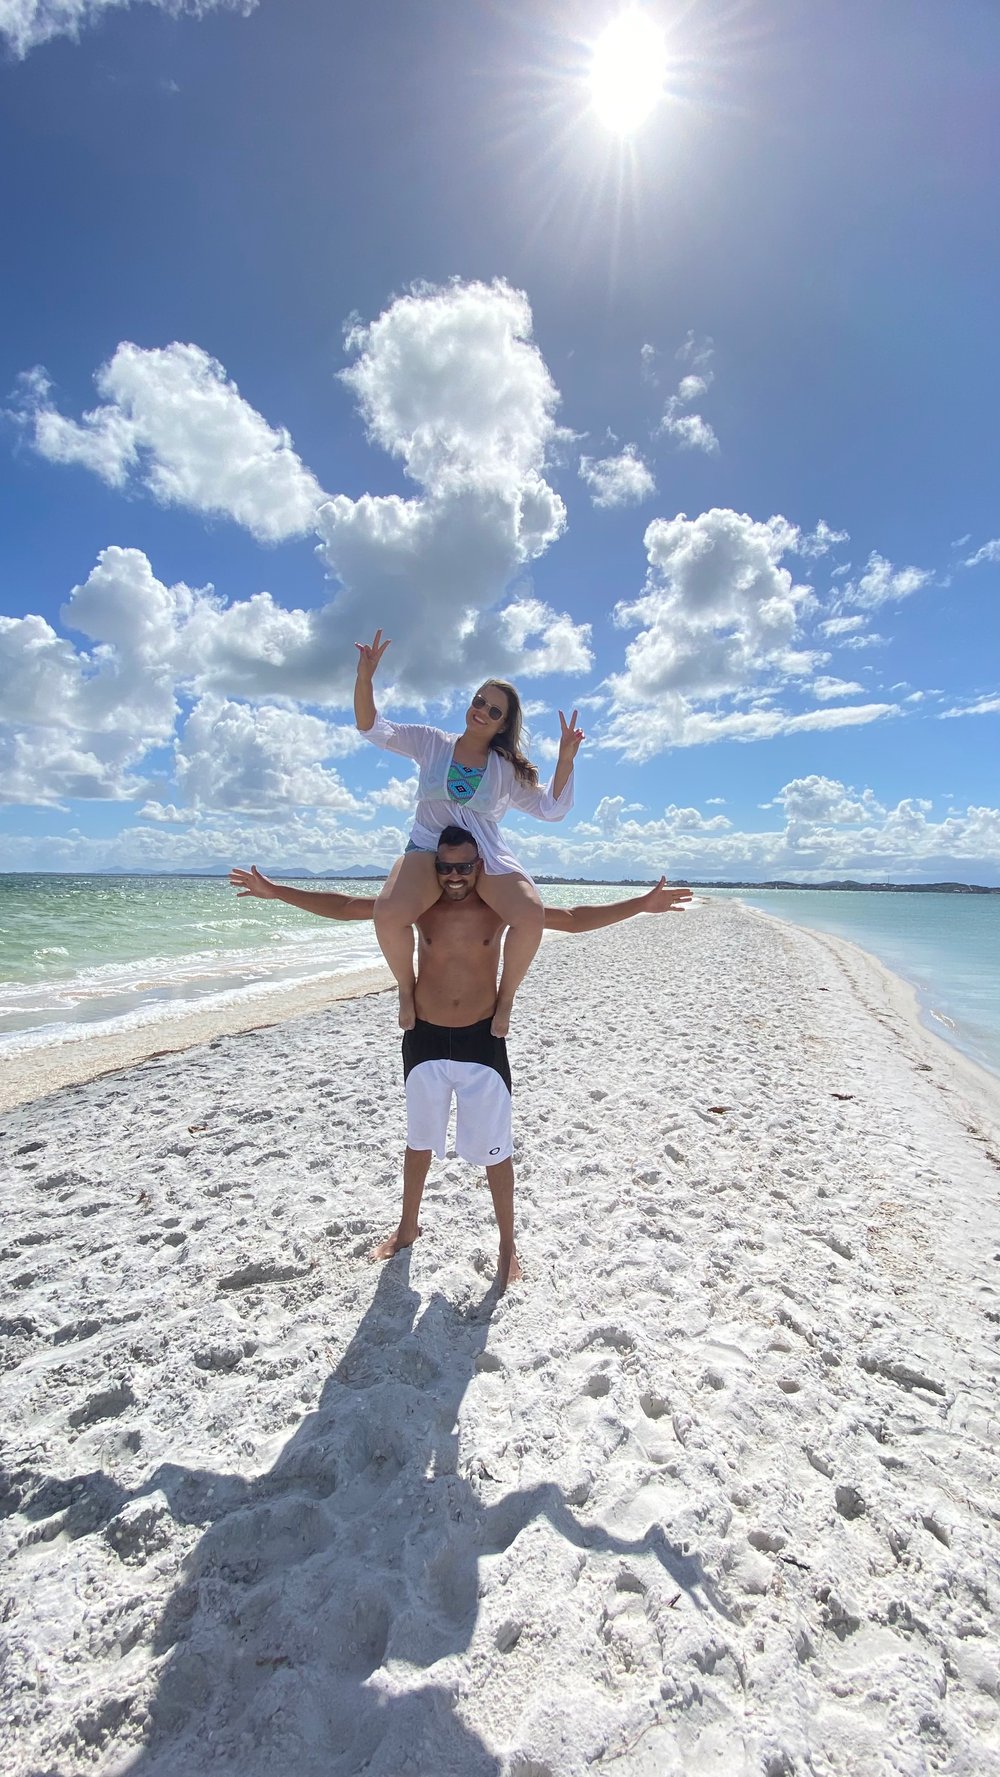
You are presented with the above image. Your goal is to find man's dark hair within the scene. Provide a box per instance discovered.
[437,825,479,853]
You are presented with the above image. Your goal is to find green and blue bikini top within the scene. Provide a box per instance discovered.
[447,758,486,803]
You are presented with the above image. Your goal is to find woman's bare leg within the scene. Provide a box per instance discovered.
[476,873,544,1037]
[374,852,441,1029]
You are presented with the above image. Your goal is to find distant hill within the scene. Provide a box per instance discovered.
[85,864,389,879]
[14,870,999,891]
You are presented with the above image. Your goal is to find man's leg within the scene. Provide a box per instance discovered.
[485,1158,522,1290]
[370,1147,432,1261]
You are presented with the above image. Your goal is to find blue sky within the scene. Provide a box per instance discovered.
[2,0,998,881]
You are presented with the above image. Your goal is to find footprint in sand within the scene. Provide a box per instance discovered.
[216,1259,313,1291]
[68,1383,137,1430]
[581,1372,611,1399]
[53,1318,103,1345]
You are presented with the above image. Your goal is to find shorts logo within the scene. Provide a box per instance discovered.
[489,1146,501,1155]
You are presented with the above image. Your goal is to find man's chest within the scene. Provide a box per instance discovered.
[417,902,503,957]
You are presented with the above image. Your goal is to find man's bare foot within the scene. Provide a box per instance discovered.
[398,986,416,1031]
[497,1245,522,1291]
[370,1224,421,1262]
[490,999,513,1039]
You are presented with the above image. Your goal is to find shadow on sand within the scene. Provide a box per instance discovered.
[8,1258,703,1775]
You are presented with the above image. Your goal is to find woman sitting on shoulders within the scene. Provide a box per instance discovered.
[355,628,584,1037]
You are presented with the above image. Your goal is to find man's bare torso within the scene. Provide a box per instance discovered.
[413,890,504,1027]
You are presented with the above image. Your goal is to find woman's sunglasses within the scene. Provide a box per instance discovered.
[434,858,478,875]
[472,693,505,722]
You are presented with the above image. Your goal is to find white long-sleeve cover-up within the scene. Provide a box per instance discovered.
[363,713,573,879]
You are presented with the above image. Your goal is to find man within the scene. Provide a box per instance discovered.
[231,829,691,1291]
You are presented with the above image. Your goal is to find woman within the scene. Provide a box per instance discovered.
[355,628,584,1037]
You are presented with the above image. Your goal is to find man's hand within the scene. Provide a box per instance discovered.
[639,876,692,914]
[542,877,692,933]
[557,707,585,763]
[229,865,277,900]
[355,627,391,682]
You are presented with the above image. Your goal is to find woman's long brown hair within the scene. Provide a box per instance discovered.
[484,679,539,786]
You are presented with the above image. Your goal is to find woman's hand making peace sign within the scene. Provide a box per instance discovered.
[557,708,585,764]
[354,628,392,733]
[550,708,584,802]
[355,627,391,683]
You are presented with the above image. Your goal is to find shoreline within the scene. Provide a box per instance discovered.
[721,888,1000,1080]
[0,961,393,1114]
[738,901,1000,1157]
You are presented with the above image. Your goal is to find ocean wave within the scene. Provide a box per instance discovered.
[0,961,378,1057]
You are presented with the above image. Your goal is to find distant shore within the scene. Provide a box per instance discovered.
[2,870,998,892]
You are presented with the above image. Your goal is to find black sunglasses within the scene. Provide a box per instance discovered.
[472,693,506,722]
[435,858,478,875]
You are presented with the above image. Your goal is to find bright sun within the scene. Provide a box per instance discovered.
[589,9,668,134]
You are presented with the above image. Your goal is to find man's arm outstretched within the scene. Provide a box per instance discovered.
[230,866,377,921]
[542,877,692,933]
[231,866,691,932]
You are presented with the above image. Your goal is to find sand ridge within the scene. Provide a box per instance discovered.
[2,899,999,1775]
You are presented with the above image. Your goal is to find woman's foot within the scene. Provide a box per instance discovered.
[370,1223,421,1262]
[398,985,416,1031]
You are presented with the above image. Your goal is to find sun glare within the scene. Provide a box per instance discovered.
[589,9,668,134]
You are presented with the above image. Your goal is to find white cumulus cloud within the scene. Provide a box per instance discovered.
[658,409,720,455]
[314,278,589,695]
[598,508,904,759]
[367,774,419,811]
[774,774,885,825]
[610,508,812,704]
[841,551,932,609]
[0,584,179,804]
[578,446,656,509]
[175,698,363,815]
[19,345,324,542]
[499,776,1000,885]
[16,282,592,715]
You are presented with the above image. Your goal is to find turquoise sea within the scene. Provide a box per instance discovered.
[0,874,642,1060]
[1,875,998,1081]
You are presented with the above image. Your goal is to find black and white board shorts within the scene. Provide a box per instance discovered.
[401,1017,513,1165]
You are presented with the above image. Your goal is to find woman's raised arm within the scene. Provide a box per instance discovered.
[551,708,584,802]
[354,628,391,732]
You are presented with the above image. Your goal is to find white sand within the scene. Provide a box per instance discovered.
[2,898,999,1777]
